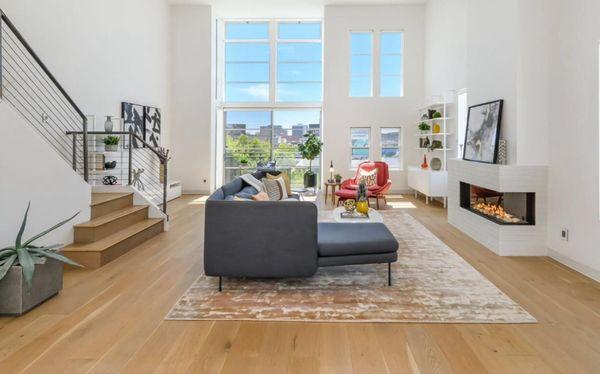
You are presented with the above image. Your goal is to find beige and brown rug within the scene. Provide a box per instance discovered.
[167,209,536,323]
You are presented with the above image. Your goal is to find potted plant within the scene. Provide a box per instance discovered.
[103,135,120,152]
[418,122,431,134]
[239,155,249,167]
[334,173,343,183]
[432,111,442,119]
[0,203,82,315]
[298,132,323,188]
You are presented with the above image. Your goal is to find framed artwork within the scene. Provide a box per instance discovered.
[121,102,144,148]
[144,106,161,148]
[463,99,503,164]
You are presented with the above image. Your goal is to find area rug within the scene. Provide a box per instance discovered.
[166,209,536,323]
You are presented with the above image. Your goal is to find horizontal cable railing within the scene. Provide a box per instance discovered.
[67,131,169,215]
[0,10,88,181]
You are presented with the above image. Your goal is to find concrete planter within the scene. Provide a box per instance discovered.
[0,258,63,315]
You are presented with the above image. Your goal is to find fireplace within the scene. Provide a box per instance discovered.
[460,182,535,225]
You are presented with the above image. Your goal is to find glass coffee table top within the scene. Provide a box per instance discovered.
[332,207,383,223]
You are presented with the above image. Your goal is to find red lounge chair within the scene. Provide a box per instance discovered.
[335,161,392,209]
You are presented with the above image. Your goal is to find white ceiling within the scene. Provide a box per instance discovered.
[169,0,427,18]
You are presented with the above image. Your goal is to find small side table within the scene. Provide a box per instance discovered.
[324,181,341,205]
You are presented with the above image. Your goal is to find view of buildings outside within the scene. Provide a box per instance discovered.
[224,110,321,187]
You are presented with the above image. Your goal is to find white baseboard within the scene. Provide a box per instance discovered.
[548,248,600,283]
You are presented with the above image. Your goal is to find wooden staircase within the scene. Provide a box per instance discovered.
[63,193,164,268]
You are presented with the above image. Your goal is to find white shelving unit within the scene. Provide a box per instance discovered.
[409,101,453,208]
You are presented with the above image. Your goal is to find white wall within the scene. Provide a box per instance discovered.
[424,0,467,99]
[546,0,600,281]
[0,0,171,146]
[169,4,214,194]
[0,103,91,246]
[323,5,425,192]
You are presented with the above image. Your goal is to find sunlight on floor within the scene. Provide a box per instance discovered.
[387,201,417,209]
[189,196,208,205]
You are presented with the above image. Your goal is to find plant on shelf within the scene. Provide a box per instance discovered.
[418,122,431,133]
[103,135,120,152]
[0,203,82,314]
[298,131,323,188]
[432,111,442,119]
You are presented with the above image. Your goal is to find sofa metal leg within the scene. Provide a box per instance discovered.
[388,263,392,286]
[218,276,222,292]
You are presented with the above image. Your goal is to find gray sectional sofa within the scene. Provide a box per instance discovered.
[205,171,398,291]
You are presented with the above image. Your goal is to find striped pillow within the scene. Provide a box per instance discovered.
[262,177,288,201]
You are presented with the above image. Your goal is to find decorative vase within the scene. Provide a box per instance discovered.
[356,199,369,214]
[343,199,356,212]
[421,155,429,169]
[428,109,436,119]
[432,123,441,134]
[104,116,114,133]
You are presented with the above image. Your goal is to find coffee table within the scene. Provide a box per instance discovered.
[332,207,383,223]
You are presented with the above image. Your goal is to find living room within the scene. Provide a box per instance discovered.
[0,0,599,372]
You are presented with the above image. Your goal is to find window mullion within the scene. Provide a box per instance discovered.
[269,20,277,106]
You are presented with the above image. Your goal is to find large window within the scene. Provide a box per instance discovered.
[224,110,321,187]
[381,127,402,169]
[351,127,370,168]
[350,32,373,97]
[220,20,322,186]
[380,32,404,97]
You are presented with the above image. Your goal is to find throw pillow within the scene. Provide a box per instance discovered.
[251,192,269,201]
[262,177,289,201]
[267,172,292,195]
[359,169,378,187]
[236,185,259,199]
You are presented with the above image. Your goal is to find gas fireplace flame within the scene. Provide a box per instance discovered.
[472,202,523,224]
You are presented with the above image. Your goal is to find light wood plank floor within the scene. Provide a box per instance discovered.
[1,194,599,373]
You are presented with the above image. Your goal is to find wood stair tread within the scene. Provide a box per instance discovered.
[63,219,163,253]
[91,193,133,206]
[75,205,148,228]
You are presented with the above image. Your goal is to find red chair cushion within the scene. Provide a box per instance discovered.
[335,188,373,199]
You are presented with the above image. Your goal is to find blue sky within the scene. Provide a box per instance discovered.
[226,110,320,129]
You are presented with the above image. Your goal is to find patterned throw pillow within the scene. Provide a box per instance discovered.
[262,177,289,201]
[359,169,378,187]
[267,172,292,195]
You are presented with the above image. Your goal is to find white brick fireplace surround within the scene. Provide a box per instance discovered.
[448,159,548,256]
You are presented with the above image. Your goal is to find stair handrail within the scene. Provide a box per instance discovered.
[0,9,89,181]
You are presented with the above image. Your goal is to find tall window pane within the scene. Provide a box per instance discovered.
[351,127,370,167]
[380,32,403,97]
[277,23,323,103]
[350,32,373,97]
[381,127,401,169]
[225,22,269,102]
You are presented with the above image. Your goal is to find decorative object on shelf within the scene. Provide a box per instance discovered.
[421,136,431,149]
[356,182,370,215]
[102,175,118,185]
[430,157,442,171]
[131,168,145,191]
[0,202,81,315]
[328,160,334,183]
[104,161,117,169]
[103,135,120,152]
[144,106,161,148]
[432,111,442,119]
[429,140,443,151]
[298,132,323,188]
[343,199,356,212]
[421,155,429,169]
[90,153,105,171]
[421,113,429,121]
[104,116,114,132]
[418,121,431,134]
[335,173,342,183]
[432,123,441,134]
[463,99,504,164]
[428,109,436,119]
[122,102,144,148]
[497,139,507,165]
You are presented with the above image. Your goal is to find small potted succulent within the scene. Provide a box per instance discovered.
[334,173,343,183]
[418,122,431,134]
[103,135,120,152]
[0,203,82,315]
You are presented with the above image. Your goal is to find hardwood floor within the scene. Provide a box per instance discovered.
[1,194,599,373]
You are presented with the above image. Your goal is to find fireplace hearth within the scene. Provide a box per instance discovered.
[460,182,535,225]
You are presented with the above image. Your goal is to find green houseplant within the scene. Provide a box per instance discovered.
[334,173,343,183]
[0,203,82,315]
[418,122,431,133]
[298,132,323,188]
[103,135,120,152]
[239,155,249,167]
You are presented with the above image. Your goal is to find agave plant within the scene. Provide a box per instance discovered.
[0,202,82,291]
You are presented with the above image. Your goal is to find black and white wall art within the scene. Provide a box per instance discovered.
[122,102,144,148]
[144,106,161,148]
[463,99,503,164]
